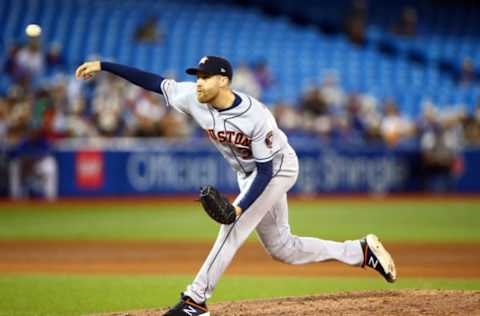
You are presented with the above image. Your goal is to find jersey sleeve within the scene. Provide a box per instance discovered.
[160,79,196,115]
[100,62,164,94]
[251,109,276,162]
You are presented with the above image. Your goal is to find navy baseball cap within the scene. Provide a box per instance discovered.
[186,56,233,80]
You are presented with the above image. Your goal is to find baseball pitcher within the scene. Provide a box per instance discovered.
[76,56,396,316]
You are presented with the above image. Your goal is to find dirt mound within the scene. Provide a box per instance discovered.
[102,290,480,316]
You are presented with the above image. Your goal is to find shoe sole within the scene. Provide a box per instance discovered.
[366,234,397,283]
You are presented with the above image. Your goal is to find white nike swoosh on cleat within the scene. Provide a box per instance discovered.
[366,234,397,282]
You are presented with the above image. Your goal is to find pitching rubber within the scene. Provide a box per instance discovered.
[366,234,397,283]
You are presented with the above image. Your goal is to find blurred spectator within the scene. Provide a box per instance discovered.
[158,110,192,138]
[131,91,166,137]
[355,94,383,144]
[272,102,301,134]
[300,75,348,141]
[419,107,464,192]
[46,42,65,76]
[231,63,261,99]
[92,74,126,136]
[3,86,58,200]
[363,121,383,144]
[6,94,32,144]
[67,98,98,138]
[8,130,57,200]
[0,98,8,140]
[330,116,357,144]
[56,76,98,138]
[15,38,45,86]
[417,100,438,135]
[344,94,367,141]
[463,104,480,145]
[319,71,346,110]
[253,59,274,91]
[380,99,414,147]
[343,0,368,46]
[3,43,22,82]
[66,74,82,99]
[31,88,54,133]
[392,6,418,37]
[457,57,477,86]
[0,151,8,197]
[134,16,163,43]
[301,73,345,118]
[48,77,73,139]
[301,86,329,116]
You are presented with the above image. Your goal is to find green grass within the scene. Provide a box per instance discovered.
[1,199,479,316]
[0,200,479,242]
[0,273,479,316]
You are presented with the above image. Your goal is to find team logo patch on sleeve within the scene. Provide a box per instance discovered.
[265,131,273,148]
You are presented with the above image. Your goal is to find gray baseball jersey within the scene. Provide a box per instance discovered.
[97,59,391,310]
[160,79,288,175]
[160,78,364,304]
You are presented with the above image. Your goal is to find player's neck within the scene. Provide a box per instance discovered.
[210,89,235,110]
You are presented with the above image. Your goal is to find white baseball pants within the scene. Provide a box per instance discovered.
[185,147,364,303]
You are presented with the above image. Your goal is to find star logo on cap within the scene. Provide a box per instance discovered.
[221,68,226,73]
[199,57,208,64]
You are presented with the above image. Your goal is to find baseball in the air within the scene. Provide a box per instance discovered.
[25,24,42,37]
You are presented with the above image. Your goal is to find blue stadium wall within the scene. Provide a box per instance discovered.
[53,140,480,196]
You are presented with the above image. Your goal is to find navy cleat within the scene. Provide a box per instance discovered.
[361,234,397,283]
[163,293,210,316]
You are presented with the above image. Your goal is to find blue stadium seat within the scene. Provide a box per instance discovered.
[1,0,479,114]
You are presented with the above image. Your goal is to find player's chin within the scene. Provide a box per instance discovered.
[196,93,210,104]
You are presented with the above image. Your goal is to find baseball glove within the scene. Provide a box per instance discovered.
[199,186,237,225]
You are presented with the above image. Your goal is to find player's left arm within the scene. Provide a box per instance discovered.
[235,160,273,215]
[76,61,164,94]
[235,118,275,215]
[76,61,193,114]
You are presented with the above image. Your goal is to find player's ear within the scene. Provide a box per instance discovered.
[219,76,229,88]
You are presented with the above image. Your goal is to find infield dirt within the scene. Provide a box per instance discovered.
[102,290,480,316]
[1,240,479,278]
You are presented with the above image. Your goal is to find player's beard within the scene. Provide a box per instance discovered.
[197,89,218,104]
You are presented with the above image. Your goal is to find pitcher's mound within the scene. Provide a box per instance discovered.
[105,289,480,316]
